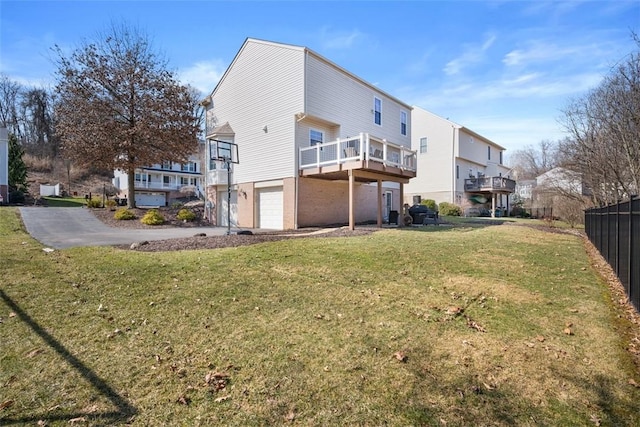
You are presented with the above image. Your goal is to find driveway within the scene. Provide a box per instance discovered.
[19,207,230,249]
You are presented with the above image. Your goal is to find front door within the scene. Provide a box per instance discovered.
[384,191,393,222]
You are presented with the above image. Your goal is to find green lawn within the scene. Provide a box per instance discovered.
[0,208,637,426]
[41,196,88,207]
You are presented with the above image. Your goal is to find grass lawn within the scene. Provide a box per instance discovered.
[41,196,88,208]
[0,208,638,426]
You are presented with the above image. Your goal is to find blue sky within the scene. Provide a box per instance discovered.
[1,1,638,158]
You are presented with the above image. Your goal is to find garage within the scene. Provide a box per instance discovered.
[135,192,166,207]
[217,190,237,227]
[257,187,283,230]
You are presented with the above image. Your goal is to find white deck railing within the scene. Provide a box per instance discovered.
[299,133,416,172]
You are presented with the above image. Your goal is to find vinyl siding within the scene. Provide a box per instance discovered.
[305,53,411,148]
[209,40,305,184]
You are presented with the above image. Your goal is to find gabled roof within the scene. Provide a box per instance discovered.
[210,122,235,136]
[202,38,412,110]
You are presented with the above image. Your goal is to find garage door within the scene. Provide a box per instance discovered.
[217,190,237,227]
[257,187,283,230]
[136,192,166,207]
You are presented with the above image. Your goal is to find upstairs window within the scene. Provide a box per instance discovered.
[487,146,491,160]
[400,111,407,136]
[161,161,172,170]
[310,129,324,146]
[499,151,503,165]
[420,137,428,153]
[374,97,382,125]
[182,161,197,172]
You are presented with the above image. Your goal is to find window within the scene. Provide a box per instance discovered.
[182,162,197,172]
[400,111,407,136]
[161,161,172,170]
[487,146,491,160]
[180,177,192,186]
[135,173,148,183]
[310,129,324,146]
[374,97,382,125]
[456,165,459,179]
[499,151,503,165]
[420,137,428,153]
[163,176,171,185]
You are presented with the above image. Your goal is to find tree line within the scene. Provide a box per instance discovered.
[509,33,639,221]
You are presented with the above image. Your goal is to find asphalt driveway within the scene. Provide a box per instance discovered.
[19,207,229,249]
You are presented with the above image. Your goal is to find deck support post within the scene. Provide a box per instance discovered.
[349,170,355,230]
[377,180,382,227]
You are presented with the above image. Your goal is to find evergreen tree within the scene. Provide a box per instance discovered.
[8,133,27,192]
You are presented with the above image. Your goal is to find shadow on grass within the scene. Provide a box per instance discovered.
[0,289,137,426]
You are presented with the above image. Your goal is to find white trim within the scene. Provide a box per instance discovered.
[255,179,284,189]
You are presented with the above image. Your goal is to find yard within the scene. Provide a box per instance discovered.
[1,208,639,426]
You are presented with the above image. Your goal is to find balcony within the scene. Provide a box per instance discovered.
[299,133,416,182]
[464,176,516,193]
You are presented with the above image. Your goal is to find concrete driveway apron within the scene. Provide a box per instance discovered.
[19,207,227,249]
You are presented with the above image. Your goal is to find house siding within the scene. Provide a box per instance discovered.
[209,40,305,184]
[305,53,411,147]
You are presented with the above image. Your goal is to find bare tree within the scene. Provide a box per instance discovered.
[19,87,58,158]
[0,74,22,138]
[53,23,201,208]
[559,33,640,205]
[509,140,559,180]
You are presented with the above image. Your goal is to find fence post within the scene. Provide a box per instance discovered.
[616,200,620,276]
[630,196,636,305]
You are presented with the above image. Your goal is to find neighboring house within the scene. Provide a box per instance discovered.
[404,107,514,216]
[535,167,584,196]
[112,147,205,207]
[0,128,7,204]
[201,38,416,230]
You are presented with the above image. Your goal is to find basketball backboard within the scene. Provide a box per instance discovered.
[209,139,239,164]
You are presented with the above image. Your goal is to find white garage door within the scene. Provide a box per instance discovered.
[217,190,237,227]
[258,187,283,230]
[136,192,166,207]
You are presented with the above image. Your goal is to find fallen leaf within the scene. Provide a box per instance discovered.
[37,420,47,426]
[393,351,408,362]
[536,335,545,342]
[26,348,43,358]
[176,395,190,405]
[9,312,16,318]
[69,417,86,424]
[483,382,495,390]
[565,322,573,328]
[284,409,296,422]
[0,400,14,410]
[564,327,574,336]
[214,395,230,403]
[446,306,462,315]
[629,378,640,388]
[466,317,486,332]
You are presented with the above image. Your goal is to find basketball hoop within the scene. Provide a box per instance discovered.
[208,139,239,235]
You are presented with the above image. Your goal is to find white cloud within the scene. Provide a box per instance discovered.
[320,27,364,50]
[444,33,497,75]
[178,60,225,94]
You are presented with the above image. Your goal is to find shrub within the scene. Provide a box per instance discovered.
[114,208,136,220]
[9,190,25,204]
[105,199,117,210]
[86,198,102,208]
[141,209,165,225]
[439,202,462,216]
[177,208,196,222]
[420,199,438,212]
[170,201,184,209]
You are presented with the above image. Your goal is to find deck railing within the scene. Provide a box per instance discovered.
[299,133,416,172]
[464,176,516,192]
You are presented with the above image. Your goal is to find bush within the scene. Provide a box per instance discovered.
[439,202,462,216]
[141,209,165,225]
[114,208,136,220]
[9,190,25,204]
[105,199,117,210]
[170,201,184,209]
[176,208,196,222]
[86,198,102,208]
[420,199,438,212]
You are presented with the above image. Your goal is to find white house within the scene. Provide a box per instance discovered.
[536,167,583,195]
[201,38,417,230]
[404,107,514,216]
[0,128,8,204]
[112,148,204,207]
